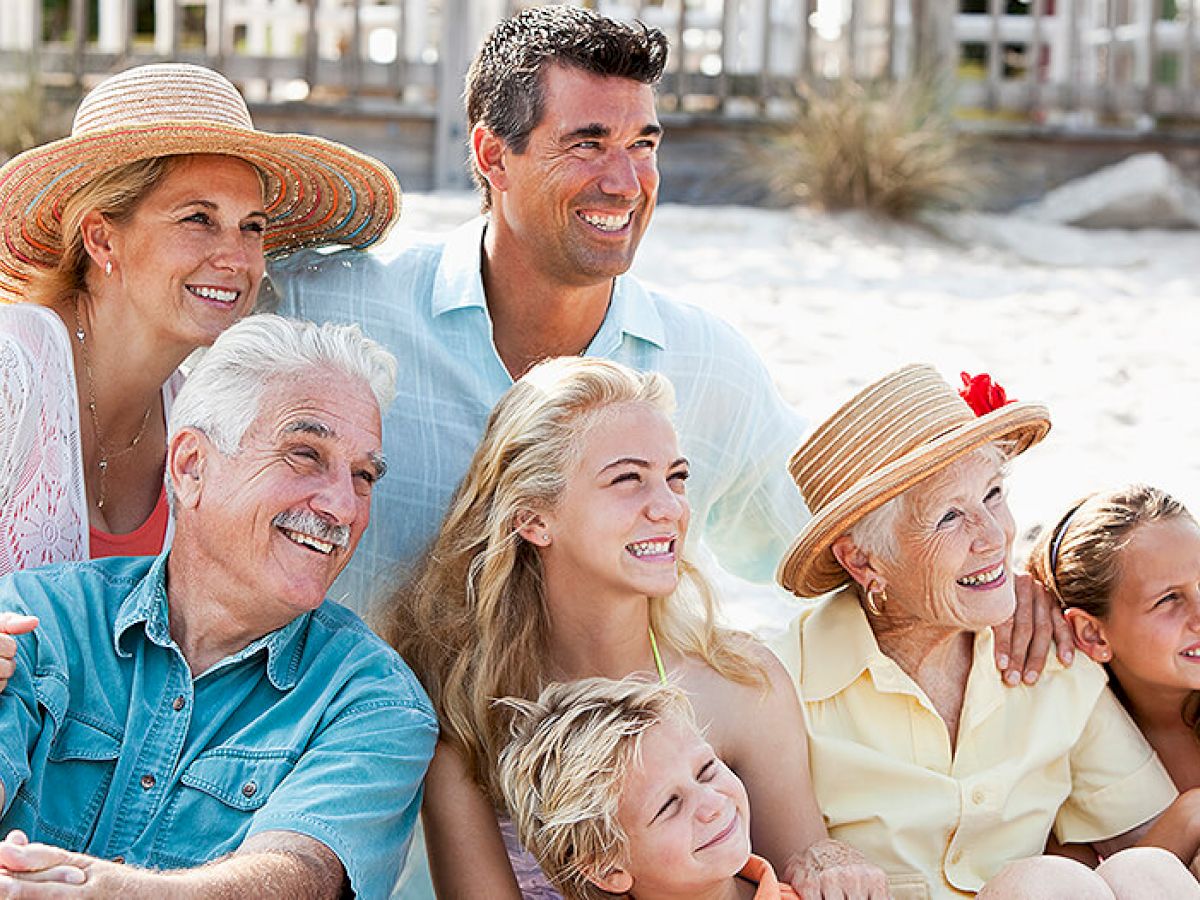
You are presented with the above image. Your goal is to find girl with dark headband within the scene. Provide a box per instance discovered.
[1030,484,1200,872]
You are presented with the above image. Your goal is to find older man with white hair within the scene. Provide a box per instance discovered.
[0,315,436,898]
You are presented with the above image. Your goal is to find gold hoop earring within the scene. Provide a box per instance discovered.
[865,585,888,616]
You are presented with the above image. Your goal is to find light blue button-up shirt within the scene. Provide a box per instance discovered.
[0,552,438,900]
[271,217,809,611]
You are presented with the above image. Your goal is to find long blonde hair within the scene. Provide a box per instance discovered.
[1029,483,1199,743]
[376,357,764,803]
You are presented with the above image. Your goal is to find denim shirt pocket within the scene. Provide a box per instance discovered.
[152,748,297,867]
[19,716,122,848]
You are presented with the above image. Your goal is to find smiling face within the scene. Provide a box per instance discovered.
[182,367,384,628]
[603,717,750,896]
[872,451,1017,631]
[536,402,689,605]
[488,64,661,286]
[1089,517,1200,698]
[105,153,267,352]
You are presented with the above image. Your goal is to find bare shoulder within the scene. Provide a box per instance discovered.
[681,635,802,748]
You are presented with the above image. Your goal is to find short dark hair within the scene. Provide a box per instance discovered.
[465,5,668,209]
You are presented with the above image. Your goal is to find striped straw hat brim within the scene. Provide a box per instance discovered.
[776,364,1051,598]
[0,64,401,301]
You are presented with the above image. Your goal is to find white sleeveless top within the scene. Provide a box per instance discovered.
[0,304,180,575]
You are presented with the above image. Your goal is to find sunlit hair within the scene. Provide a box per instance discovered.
[376,356,764,804]
[849,443,1009,562]
[498,677,696,900]
[465,5,667,211]
[168,313,396,459]
[24,156,182,306]
[1029,483,1199,741]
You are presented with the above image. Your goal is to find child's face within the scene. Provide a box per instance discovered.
[1100,516,1200,696]
[612,717,751,895]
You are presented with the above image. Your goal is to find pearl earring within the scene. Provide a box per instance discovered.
[104,260,113,277]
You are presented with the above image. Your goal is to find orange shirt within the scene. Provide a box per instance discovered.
[89,486,169,559]
[740,854,801,899]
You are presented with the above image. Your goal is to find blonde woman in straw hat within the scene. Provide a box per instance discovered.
[775,364,1200,899]
[379,356,889,898]
[0,62,400,579]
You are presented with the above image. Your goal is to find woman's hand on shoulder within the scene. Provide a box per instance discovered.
[783,838,892,899]
[992,572,1074,687]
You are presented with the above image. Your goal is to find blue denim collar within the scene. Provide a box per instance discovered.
[113,550,310,690]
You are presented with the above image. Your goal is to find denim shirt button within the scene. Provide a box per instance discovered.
[172,695,186,712]
[111,856,125,864]
[241,781,258,798]
[140,774,156,790]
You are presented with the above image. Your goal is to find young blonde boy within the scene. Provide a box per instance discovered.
[498,677,799,900]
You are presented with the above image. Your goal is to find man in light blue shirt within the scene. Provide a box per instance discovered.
[271,6,809,611]
[0,316,437,899]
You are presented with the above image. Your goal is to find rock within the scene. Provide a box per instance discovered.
[1018,152,1200,229]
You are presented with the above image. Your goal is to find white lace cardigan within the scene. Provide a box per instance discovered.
[0,304,180,575]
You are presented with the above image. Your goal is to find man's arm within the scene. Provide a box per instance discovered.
[0,829,343,899]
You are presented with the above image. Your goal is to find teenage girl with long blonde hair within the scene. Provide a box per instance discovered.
[377,357,887,899]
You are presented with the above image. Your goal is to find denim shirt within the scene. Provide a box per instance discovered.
[271,217,809,610]
[0,552,438,900]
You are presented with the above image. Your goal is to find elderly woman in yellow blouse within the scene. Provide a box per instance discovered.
[775,364,1200,900]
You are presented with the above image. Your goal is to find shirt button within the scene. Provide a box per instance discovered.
[140,774,156,790]
[241,781,258,799]
[111,856,125,864]
[172,695,186,712]
[971,787,986,804]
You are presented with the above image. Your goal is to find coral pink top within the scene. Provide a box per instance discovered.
[89,486,169,559]
[741,855,801,900]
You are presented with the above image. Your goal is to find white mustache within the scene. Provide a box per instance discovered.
[272,509,350,550]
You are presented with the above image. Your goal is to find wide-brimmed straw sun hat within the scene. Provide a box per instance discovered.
[0,63,401,300]
[776,363,1051,599]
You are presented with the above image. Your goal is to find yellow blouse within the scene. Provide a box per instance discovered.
[774,586,1177,900]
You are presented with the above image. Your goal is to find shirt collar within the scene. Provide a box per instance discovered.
[113,549,174,654]
[802,584,956,702]
[430,217,489,317]
[800,585,881,701]
[602,272,666,351]
[960,626,1005,732]
[428,216,667,350]
[112,550,311,692]
[802,586,1059,722]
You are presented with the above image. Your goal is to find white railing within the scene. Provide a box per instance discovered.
[1,0,1197,185]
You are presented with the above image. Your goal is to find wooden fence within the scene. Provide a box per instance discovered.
[1,0,1198,189]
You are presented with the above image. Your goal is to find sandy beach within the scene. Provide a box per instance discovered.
[388,191,1200,634]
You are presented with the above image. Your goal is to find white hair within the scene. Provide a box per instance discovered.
[167,313,397,457]
[849,443,1010,561]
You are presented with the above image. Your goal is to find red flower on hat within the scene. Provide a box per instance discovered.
[959,372,1013,416]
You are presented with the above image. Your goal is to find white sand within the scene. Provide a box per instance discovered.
[387,193,1200,635]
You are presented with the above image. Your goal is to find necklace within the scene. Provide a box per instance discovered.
[73,304,153,510]
[648,626,667,684]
